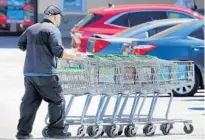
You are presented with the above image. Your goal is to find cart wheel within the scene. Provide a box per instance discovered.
[184,124,194,134]
[118,125,124,136]
[86,125,103,138]
[77,125,86,138]
[101,130,105,136]
[124,125,137,137]
[42,126,49,138]
[118,130,123,136]
[160,123,173,135]
[87,126,94,137]
[143,124,155,136]
[104,126,108,134]
[124,125,129,137]
[106,125,118,138]
[93,125,103,138]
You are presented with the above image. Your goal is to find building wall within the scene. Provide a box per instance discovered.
[38,0,204,13]
[86,0,204,9]
[38,0,204,37]
[38,0,59,14]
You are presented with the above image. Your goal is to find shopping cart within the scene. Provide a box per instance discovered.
[43,55,195,138]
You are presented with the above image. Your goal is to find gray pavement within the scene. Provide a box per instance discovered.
[0,49,204,140]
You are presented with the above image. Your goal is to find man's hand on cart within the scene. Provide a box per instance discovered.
[62,48,94,60]
[62,34,94,59]
[76,52,94,59]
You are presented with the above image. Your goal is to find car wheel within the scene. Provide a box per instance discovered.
[172,72,199,97]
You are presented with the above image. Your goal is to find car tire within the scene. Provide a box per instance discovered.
[172,72,199,97]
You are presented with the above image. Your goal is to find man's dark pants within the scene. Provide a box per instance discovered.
[17,75,65,135]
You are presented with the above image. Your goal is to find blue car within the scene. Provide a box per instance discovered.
[127,20,204,96]
[87,19,193,54]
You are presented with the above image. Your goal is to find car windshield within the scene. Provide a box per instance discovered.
[76,12,103,28]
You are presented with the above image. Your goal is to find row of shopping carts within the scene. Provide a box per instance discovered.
[44,55,195,138]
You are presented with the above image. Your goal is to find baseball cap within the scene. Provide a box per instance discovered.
[44,5,64,17]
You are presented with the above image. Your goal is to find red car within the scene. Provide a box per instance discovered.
[0,15,6,24]
[71,4,203,52]
[0,0,7,26]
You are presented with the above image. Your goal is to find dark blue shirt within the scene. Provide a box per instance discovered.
[18,19,64,76]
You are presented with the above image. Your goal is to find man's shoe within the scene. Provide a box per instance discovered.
[16,133,33,139]
[47,132,71,139]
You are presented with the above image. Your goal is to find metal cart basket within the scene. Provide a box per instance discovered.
[44,55,195,138]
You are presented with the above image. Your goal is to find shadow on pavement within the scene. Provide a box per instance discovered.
[184,98,205,111]
[183,99,205,102]
[67,133,188,139]
[188,107,205,111]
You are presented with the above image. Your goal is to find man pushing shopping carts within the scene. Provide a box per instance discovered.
[16,5,88,139]
[16,5,195,139]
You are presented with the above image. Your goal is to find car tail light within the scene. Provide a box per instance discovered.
[134,45,157,55]
[93,40,110,52]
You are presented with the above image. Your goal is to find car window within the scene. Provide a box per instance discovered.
[148,25,174,36]
[151,20,203,39]
[189,26,204,40]
[167,11,194,19]
[129,11,167,27]
[76,13,103,28]
[110,13,130,27]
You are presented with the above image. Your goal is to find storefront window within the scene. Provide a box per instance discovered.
[0,0,37,35]
[61,0,85,12]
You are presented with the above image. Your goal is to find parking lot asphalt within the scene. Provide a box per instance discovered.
[0,48,204,140]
